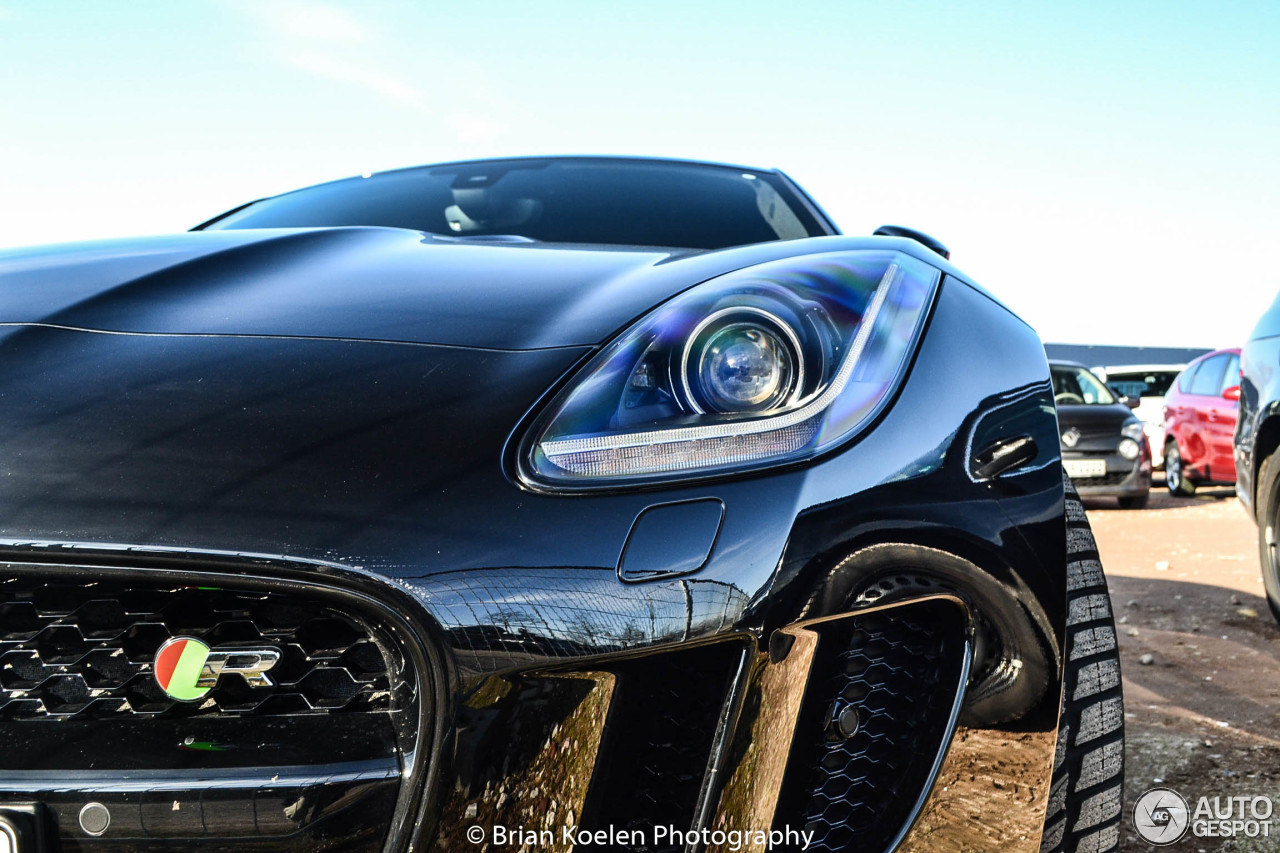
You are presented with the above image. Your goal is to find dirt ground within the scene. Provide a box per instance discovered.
[1085,478,1280,852]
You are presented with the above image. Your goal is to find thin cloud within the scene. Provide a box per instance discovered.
[226,0,512,143]
[227,0,424,108]
[286,51,422,107]
[233,0,369,43]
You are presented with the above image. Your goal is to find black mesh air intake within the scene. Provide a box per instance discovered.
[581,642,743,852]
[773,598,969,852]
[0,577,395,720]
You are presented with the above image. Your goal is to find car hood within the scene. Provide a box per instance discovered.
[1056,403,1136,435]
[0,227,876,350]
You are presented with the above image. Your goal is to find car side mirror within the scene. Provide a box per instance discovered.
[1122,395,1140,409]
[1223,385,1242,402]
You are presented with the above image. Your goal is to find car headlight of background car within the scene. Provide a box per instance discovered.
[521,250,940,487]
[1119,420,1145,460]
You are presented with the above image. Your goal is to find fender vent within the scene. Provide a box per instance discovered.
[773,599,968,852]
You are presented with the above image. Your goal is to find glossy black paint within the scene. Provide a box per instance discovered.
[0,209,1067,849]
[617,499,724,582]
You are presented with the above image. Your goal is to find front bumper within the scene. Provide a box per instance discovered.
[0,541,1053,853]
[1065,451,1152,498]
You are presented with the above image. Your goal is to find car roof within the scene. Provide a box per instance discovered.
[1047,359,1091,369]
[1179,347,1241,371]
[1095,364,1186,373]
[369,154,784,179]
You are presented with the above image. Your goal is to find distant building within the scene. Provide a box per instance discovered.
[1043,343,1212,368]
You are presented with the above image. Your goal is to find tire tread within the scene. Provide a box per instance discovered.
[1040,473,1124,853]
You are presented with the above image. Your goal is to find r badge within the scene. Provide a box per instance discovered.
[153,637,281,702]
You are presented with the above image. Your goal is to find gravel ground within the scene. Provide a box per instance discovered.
[1085,480,1280,852]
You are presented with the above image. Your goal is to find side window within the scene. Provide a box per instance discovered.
[1188,355,1228,396]
[1220,354,1241,394]
[1177,363,1199,394]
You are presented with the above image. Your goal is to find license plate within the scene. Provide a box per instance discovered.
[1064,458,1108,479]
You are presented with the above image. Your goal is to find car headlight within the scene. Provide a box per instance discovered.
[520,250,940,488]
[1118,422,1145,460]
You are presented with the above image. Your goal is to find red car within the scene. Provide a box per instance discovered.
[1162,347,1241,495]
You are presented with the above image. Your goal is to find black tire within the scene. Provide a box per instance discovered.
[1039,473,1125,853]
[1116,493,1148,510]
[1253,451,1280,625]
[1164,441,1196,496]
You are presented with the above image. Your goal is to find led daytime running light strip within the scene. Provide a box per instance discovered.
[540,263,899,468]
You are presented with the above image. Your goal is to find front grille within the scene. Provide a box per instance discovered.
[1074,471,1133,486]
[0,577,393,720]
[774,599,968,853]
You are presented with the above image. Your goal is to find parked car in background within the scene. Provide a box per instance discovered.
[1237,296,1280,624]
[1051,360,1152,508]
[1092,364,1183,469]
[1163,347,1240,496]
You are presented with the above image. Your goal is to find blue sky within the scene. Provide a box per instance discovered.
[2,1,1277,347]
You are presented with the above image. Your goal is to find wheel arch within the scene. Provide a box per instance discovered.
[1251,413,1280,516]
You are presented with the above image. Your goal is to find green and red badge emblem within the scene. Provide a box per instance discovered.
[153,637,281,702]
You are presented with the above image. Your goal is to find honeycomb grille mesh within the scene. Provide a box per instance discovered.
[0,577,392,720]
[581,643,739,852]
[778,601,965,852]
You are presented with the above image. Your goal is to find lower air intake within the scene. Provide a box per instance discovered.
[774,598,969,853]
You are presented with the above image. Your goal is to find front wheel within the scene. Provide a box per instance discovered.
[1164,441,1195,496]
[1040,473,1125,852]
[1253,451,1280,625]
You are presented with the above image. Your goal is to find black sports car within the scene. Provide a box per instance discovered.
[0,157,1122,853]
[1050,361,1152,509]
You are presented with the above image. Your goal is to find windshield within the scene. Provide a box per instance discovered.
[1103,370,1179,400]
[1051,365,1117,406]
[200,159,830,250]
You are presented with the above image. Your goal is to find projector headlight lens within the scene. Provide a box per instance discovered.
[521,250,940,488]
[685,309,801,414]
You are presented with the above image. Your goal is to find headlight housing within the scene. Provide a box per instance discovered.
[520,250,940,488]
[1119,421,1146,461]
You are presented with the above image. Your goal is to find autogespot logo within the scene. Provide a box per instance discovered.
[1134,787,1191,845]
[153,637,282,702]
